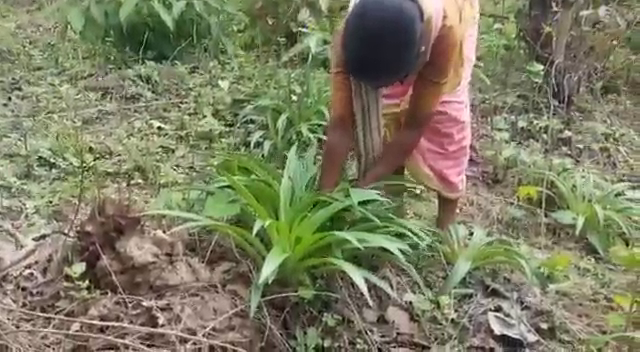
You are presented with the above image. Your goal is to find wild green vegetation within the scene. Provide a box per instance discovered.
[0,0,638,350]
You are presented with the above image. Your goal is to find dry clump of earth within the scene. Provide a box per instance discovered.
[0,198,260,351]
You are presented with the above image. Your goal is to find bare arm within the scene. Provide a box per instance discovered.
[319,29,355,192]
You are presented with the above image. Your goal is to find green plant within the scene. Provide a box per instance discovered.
[437,223,538,295]
[292,313,342,351]
[61,0,241,61]
[63,262,96,299]
[522,168,640,256]
[588,245,640,349]
[239,0,335,51]
[236,66,329,165]
[532,250,573,286]
[148,145,430,317]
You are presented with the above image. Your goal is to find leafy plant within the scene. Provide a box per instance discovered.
[148,145,430,317]
[521,168,640,256]
[532,250,573,286]
[239,0,336,51]
[236,66,329,165]
[437,223,538,295]
[293,313,341,351]
[63,261,96,299]
[61,0,241,61]
[588,245,640,349]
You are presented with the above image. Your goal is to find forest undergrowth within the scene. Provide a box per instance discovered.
[0,0,638,350]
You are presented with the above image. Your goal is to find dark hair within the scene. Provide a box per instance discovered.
[342,0,424,88]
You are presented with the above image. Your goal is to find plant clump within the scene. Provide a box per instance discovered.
[150,146,433,316]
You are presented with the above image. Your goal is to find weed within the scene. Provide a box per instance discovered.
[588,245,640,349]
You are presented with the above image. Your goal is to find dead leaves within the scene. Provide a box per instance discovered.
[487,310,540,345]
[467,281,551,350]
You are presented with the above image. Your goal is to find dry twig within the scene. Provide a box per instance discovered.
[0,303,247,351]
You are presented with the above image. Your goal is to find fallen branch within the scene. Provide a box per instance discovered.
[2,328,155,352]
[0,304,247,351]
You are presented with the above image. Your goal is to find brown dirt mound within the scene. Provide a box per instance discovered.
[0,198,259,351]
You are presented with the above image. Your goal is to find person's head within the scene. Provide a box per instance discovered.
[342,0,425,88]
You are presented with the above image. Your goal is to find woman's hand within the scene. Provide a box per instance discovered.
[356,119,425,188]
[318,122,353,192]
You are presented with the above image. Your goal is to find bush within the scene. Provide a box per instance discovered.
[61,0,241,61]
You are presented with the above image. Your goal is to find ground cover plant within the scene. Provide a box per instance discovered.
[0,0,638,350]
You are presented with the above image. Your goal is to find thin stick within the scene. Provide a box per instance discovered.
[0,245,39,278]
[0,304,247,351]
[3,328,154,352]
[0,222,26,248]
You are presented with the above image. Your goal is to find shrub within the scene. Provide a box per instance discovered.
[61,0,241,61]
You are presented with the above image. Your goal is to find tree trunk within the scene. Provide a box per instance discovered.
[519,0,583,112]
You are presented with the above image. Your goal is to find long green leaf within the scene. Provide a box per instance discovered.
[242,180,279,214]
[67,6,86,33]
[144,209,213,222]
[472,246,537,281]
[291,200,352,238]
[279,145,299,230]
[357,268,399,301]
[335,231,411,259]
[258,246,290,285]
[292,231,333,260]
[349,188,388,204]
[587,331,640,348]
[325,258,374,306]
[172,0,187,18]
[249,281,265,318]
[223,173,272,221]
[439,252,474,295]
[217,153,281,187]
[287,193,323,225]
[119,0,139,24]
[151,0,175,31]
[187,223,264,262]
[88,0,105,25]
[586,231,611,257]
[600,182,634,202]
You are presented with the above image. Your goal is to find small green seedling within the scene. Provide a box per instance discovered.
[437,224,537,296]
[588,245,640,349]
[63,261,94,299]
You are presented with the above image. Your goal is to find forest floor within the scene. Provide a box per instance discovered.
[0,3,638,351]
